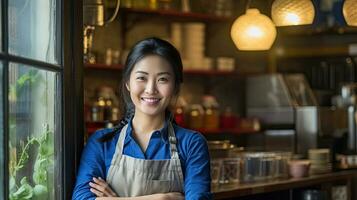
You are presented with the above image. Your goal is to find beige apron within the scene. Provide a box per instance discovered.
[106,123,184,197]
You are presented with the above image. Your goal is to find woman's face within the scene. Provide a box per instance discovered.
[126,55,175,118]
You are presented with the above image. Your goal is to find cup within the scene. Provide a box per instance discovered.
[220,158,240,184]
[210,159,222,185]
[289,160,311,178]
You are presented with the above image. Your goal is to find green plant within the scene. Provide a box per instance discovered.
[9,127,54,200]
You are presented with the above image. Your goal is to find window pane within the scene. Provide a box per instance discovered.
[0,63,3,199]
[8,63,58,199]
[8,0,59,64]
[0,1,2,50]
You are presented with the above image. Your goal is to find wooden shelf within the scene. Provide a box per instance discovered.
[183,69,236,76]
[278,25,357,36]
[85,121,260,135]
[121,7,232,22]
[84,63,123,71]
[194,128,261,135]
[84,63,241,76]
[274,45,352,58]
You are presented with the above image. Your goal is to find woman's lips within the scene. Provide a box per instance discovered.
[141,97,161,105]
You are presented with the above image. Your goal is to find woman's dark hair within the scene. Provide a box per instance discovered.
[99,37,183,142]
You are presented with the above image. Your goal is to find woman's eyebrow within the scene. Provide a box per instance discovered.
[157,72,172,76]
[135,71,172,76]
[135,71,148,75]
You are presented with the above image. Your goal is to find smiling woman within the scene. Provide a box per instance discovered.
[127,55,175,119]
[72,38,212,200]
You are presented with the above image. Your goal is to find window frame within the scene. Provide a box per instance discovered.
[0,0,83,199]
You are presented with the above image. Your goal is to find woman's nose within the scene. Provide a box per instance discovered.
[144,80,158,94]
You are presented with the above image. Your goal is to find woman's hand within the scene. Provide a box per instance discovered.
[94,192,184,200]
[159,192,185,200]
[89,177,118,197]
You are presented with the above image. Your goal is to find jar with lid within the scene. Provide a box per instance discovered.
[173,97,188,127]
[187,104,204,129]
[202,95,220,130]
[220,107,236,129]
[94,86,119,121]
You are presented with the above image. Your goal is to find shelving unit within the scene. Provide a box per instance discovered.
[118,7,233,50]
[84,6,256,141]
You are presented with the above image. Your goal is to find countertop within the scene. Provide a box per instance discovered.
[212,170,357,199]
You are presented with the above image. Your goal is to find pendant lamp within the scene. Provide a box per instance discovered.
[231,9,277,51]
[343,0,357,26]
[272,0,315,26]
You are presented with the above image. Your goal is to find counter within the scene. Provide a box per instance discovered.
[213,170,357,199]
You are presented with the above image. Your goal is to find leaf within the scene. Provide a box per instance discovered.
[9,176,17,193]
[16,74,31,86]
[33,184,48,199]
[10,177,33,200]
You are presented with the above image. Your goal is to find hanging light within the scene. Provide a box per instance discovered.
[231,9,277,51]
[271,0,315,26]
[343,0,357,26]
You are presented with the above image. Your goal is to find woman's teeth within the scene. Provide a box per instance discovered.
[142,98,160,103]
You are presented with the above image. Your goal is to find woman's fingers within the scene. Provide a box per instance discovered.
[89,177,117,197]
[96,177,117,196]
[90,187,104,197]
[167,192,185,200]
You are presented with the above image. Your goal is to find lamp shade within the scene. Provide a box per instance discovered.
[231,9,277,51]
[272,0,315,26]
[343,0,357,26]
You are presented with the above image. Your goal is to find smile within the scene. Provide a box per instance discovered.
[141,97,161,103]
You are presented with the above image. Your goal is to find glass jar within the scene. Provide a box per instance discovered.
[94,86,119,121]
[174,106,185,127]
[204,107,220,130]
[202,95,220,130]
[188,104,204,129]
[220,107,236,129]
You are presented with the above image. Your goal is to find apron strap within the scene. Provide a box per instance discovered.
[107,124,128,183]
[113,124,128,165]
[168,123,185,191]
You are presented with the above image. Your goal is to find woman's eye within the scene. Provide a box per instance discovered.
[158,77,169,82]
[136,76,146,81]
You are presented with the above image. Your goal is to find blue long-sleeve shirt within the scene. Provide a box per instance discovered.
[72,120,212,200]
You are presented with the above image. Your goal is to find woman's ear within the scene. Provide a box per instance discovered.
[125,83,130,91]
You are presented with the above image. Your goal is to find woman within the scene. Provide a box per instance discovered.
[72,37,212,200]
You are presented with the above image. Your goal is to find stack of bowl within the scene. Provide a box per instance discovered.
[308,149,332,175]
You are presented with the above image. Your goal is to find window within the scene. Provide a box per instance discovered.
[1,0,82,199]
[8,64,58,199]
[8,0,59,64]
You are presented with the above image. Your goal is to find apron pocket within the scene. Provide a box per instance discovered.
[145,180,172,194]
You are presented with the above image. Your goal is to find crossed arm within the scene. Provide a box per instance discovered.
[89,177,184,200]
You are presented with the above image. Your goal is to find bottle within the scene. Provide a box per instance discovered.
[202,95,220,130]
[174,106,185,127]
[188,104,204,129]
[220,107,235,129]
[174,96,188,127]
